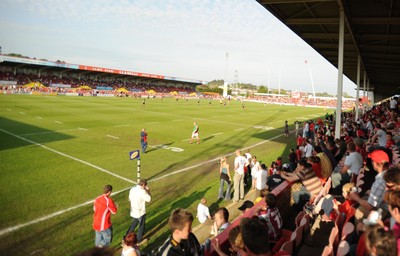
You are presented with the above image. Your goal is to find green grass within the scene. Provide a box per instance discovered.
[0,94,328,255]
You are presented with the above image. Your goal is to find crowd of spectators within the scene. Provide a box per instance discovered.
[203,96,400,256]
[1,71,359,109]
[250,95,356,109]
[0,71,195,96]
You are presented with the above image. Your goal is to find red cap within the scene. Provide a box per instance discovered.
[368,150,389,164]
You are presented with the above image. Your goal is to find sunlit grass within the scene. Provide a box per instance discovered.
[0,94,327,255]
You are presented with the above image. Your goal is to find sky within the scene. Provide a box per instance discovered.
[0,0,357,96]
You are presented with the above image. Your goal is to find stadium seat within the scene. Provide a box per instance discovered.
[341,222,355,242]
[321,245,333,256]
[279,240,294,255]
[337,240,350,256]
[295,211,305,228]
[291,224,305,251]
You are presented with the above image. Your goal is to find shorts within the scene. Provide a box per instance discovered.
[192,132,199,138]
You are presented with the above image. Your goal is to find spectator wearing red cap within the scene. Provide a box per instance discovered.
[350,149,390,225]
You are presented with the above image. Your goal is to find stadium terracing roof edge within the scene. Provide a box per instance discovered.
[0,55,206,85]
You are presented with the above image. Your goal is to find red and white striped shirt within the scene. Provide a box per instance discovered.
[93,194,117,231]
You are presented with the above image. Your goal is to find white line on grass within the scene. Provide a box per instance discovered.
[19,112,26,115]
[151,132,286,183]
[78,127,87,131]
[211,132,223,136]
[2,106,293,234]
[54,121,63,124]
[35,116,43,119]
[0,129,134,185]
[107,134,120,139]
[0,129,288,237]
[0,187,132,237]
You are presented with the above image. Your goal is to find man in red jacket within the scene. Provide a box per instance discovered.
[93,184,118,247]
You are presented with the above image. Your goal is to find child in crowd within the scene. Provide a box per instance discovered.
[276,157,283,169]
[269,162,277,176]
[386,132,395,148]
[255,193,283,241]
[196,198,211,224]
[254,188,269,204]
[296,145,303,161]
[158,208,201,256]
[212,226,243,256]
[335,183,357,221]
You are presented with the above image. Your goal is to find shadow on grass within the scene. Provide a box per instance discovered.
[143,186,211,252]
[146,142,174,154]
[0,117,75,151]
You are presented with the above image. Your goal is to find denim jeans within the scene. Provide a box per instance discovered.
[126,214,146,242]
[95,227,112,247]
[141,142,147,153]
[218,179,231,200]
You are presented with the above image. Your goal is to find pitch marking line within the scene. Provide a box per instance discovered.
[151,132,287,183]
[54,121,63,124]
[35,116,43,119]
[19,112,26,115]
[107,134,120,139]
[78,127,87,131]
[211,132,223,136]
[1,107,294,235]
[0,186,132,237]
[172,119,183,122]
[0,129,134,185]
[0,130,289,237]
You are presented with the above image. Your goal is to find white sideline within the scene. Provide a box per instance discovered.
[0,128,287,237]
[0,129,135,184]
[0,187,131,237]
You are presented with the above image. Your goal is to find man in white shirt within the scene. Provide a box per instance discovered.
[233,149,247,202]
[303,140,314,158]
[370,123,387,147]
[331,142,363,189]
[126,179,151,243]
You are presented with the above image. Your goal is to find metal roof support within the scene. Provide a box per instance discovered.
[363,71,366,114]
[355,55,361,121]
[335,8,344,139]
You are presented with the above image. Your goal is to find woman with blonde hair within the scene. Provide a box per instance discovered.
[218,156,232,201]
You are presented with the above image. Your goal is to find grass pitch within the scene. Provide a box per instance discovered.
[0,94,327,255]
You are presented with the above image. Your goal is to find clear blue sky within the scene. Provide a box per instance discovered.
[0,0,357,96]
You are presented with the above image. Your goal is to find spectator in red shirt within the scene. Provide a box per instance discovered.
[296,134,305,147]
[386,132,395,149]
[93,184,118,247]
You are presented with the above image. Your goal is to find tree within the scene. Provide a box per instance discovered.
[257,86,268,93]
